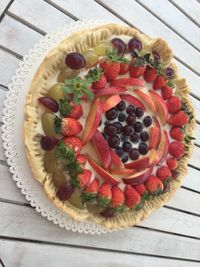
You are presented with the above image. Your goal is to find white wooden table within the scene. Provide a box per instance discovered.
[0,1,200,266]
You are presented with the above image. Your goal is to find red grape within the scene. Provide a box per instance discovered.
[39,97,59,112]
[40,136,58,151]
[65,52,86,69]
[56,184,74,201]
[111,38,126,55]
[128,38,142,52]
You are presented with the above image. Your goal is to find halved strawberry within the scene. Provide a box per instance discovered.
[100,61,120,81]
[153,76,166,90]
[76,154,86,165]
[111,186,125,211]
[119,62,130,74]
[129,58,146,78]
[145,175,163,195]
[77,169,92,189]
[82,178,100,201]
[87,68,107,90]
[98,182,112,207]
[55,117,82,136]
[125,185,141,208]
[63,137,82,156]
[143,66,157,82]
[65,101,83,119]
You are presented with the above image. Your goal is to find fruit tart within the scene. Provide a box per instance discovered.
[24,23,195,229]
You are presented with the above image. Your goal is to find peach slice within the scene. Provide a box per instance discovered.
[120,94,146,110]
[103,95,121,112]
[149,90,168,125]
[110,78,145,87]
[87,155,119,186]
[94,86,127,96]
[92,130,111,169]
[110,149,124,169]
[134,89,157,114]
[82,98,103,145]
[156,130,169,166]
[149,126,160,149]
[110,168,137,175]
[122,166,153,185]
[153,116,161,145]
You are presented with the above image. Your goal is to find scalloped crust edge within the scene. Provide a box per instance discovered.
[24,23,195,230]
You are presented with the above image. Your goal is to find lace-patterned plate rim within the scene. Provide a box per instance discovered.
[1,20,126,235]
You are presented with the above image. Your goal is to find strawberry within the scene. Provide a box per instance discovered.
[166,96,182,114]
[92,74,107,89]
[98,182,112,207]
[100,61,120,81]
[119,62,130,74]
[63,137,82,156]
[153,75,166,90]
[125,185,141,208]
[77,169,91,189]
[129,58,146,78]
[83,178,100,201]
[169,141,185,158]
[168,111,189,126]
[161,86,173,100]
[145,175,164,194]
[167,158,177,170]
[67,102,83,119]
[143,67,157,82]
[133,184,147,196]
[55,117,82,136]
[170,127,184,141]
[76,154,86,165]
[156,166,172,181]
[111,186,125,210]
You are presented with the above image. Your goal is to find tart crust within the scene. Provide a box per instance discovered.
[24,23,195,229]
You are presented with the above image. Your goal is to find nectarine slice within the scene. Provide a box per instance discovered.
[103,95,121,112]
[121,94,146,110]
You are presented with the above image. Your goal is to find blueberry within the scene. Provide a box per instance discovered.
[105,108,118,120]
[104,124,117,136]
[122,153,129,163]
[139,143,149,155]
[118,113,126,122]
[126,114,136,125]
[130,133,139,143]
[123,125,134,136]
[107,135,120,148]
[126,105,135,114]
[113,122,123,134]
[134,122,144,132]
[121,135,127,142]
[116,100,126,111]
[135,107,144,118]
[115,147,125,157]
[143,116,152,127]
[140,131,149,142]
[129,148,140,160]
[122,141,132,152]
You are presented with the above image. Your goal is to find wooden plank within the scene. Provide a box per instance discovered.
[1,240,199,267]
[138,0,200,50]
[171,0,200,26]
[0,49,20,86]
[98,0,200,74]
[0,203,199,260]
[184,166,200,192]
[195,123,200,147]
[191,96,200,123]
[8,0,73,34]
[0,0,10,16]
[190,145,200,168]
[0,15,42,55]
[50,0,122,23]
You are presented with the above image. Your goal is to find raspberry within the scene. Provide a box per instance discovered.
[156,166,172,181]
[170,127,184,141]
[169,141,185,158]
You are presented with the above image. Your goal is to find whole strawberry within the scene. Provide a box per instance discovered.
[170,127,184,141]
[129,58,146,78]
[68,102,83,119]
[143,66,157,82]
[83,178,100,201]
[119,62,130,75]
[169,141,185,158]
[125,185,141,208]
[133,184,147,196]
[161,85,173,100]
[167,158,177,170]
[168,111,189,126]
[111,186,125,211]
[166,96,182,114]
[98,182,112,207]
[55,117,82,136]
[156,166,172,181]
[153,75,166,90]
[63,136,82,156]
[77,169,92,189]
[87,68,107,90]
[100,61,120,81]
[145,175,164,194]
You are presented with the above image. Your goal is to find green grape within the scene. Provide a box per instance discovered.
[94,41,113,56]
[57,68,79,83]
[41,112,57,137]
[47,83,64,101]
[86,202,105,214]
[68,188,84,209]
[52,170,66,187]
[44,151,57,173]
[84,50,99,67]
